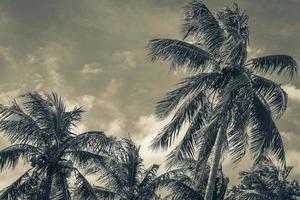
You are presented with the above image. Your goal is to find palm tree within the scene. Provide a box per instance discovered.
[164,158,229,200]
[147,1,298,200]
[92,137,175,200]
[226,157,300,200]
[0,92,115,200]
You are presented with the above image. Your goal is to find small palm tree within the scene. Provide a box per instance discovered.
[164,158,229,200]
[147,1,297,200]
[226,157,300,200]
[92,137,174,200]
[0,92,115,200]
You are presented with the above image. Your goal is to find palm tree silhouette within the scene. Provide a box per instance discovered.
[0,92,115,200]
[147,1,297,199]
[226,157,300,200]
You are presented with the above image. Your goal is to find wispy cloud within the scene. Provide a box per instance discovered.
[282,84,300,103]
[81,63,102,74]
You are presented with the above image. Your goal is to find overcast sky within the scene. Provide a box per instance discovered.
[0,0,300,188]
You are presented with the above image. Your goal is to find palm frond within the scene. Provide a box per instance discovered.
[52,171,71,200]
[139,164,160,190]
[251,75,287,119]
[93,186,116,200]
[63,107,85,132]
[66,150,108,174]
[64,131,115,153]
[156,72,221,119]
[147,39,213,72]
[0,103,47,145]
[246,55,298,79]
[166,104,211,167]
[0,169,39,200]
[20,92,54,131]
[249,94,285,166]
[0,144,39,171]
[152,90,209,151]
[74,169,98,200]
[182,0,224,53]
[226,73,253,163]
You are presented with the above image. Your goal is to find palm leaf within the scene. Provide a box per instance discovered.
[155,72,221,119]
[182,0,224,53]
[93,186,116,200]
[166,104,211,167]
[249,94,285,166]
[74,169,98,200]
[251,75,287,119]
[246,55,298,79]
[0,169,39,200]
[147,38,212,72]
[0,103,47,145]
[0,144,39,171]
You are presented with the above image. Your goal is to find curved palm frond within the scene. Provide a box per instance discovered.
[0,169,39,200]
[20,92,54,131]
[139,164,160,190]
[66,150,108,174]
[64,131,115,153]
[0,144,39,171]
[74,169,98,200]
[52,171,71,200]
[246,55,298,79]
[151,90,209,151]
[155,72,220,120]
[251,75,287,119]
[226,73,253,163]
[182,0,224,53]
[249,94,285,166]
[0,103,48,145]
[166,103,211,167]
[147,38,213,72]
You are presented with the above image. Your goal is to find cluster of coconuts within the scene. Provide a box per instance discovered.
[58,160,73,177]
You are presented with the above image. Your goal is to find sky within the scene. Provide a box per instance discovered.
[0,0,300,188]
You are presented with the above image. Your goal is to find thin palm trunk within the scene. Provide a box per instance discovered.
[204,128,223,200]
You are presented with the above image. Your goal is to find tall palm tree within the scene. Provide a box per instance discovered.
[0,92,115,200]
[226,157,300,200]
[92,137,176,200]
[147,1,298,200]
[164,158,228,200]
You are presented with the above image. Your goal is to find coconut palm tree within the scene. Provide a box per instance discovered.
[92,137,177,200]
[226,157,300,200]
[0,92,115,200]
[147,1,298,200]
[164,158,229,200]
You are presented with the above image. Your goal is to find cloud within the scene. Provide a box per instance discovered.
[282,84,300,103]
[113,50,136,68]
[136,114,168,167]
[81,63,102,74]
[247,47,265,59]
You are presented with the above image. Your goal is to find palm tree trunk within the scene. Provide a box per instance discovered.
[204,128,223,200]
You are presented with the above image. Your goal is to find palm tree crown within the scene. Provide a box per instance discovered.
[226,157,300,200]
[148,0,297,171]
[92,137,171,200]
[0,92,115,200]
